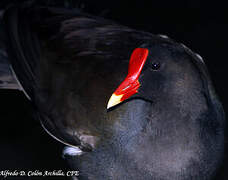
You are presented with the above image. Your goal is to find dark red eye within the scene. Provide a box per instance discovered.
[151,62,160,71]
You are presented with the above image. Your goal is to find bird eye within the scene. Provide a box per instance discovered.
[151,62,160,71]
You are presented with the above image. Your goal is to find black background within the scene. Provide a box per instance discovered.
[0,0,227,179]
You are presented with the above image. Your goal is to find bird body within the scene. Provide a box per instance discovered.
[0,4,225,180]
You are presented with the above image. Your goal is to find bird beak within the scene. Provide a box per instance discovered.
[107,94,123,109]
[107,79,140,109]
[107,48,149,109]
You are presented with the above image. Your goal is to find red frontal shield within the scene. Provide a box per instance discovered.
[107,48,149,109]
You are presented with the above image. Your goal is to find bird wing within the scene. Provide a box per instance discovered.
[3,5,85,149]
[3,5,41,100]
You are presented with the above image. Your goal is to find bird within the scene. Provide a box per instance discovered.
[0,3,225,180]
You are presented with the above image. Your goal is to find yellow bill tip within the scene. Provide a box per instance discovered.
[107,93,123,109]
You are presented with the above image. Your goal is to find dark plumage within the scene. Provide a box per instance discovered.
[0,4,225,180]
